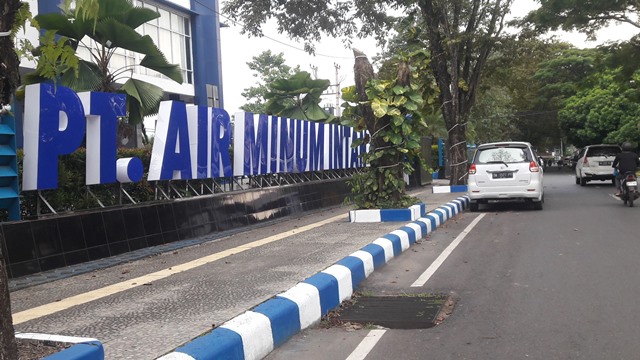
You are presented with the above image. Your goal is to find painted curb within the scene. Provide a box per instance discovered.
[349,203,426,222]
[16,333,104,360]
[432,185,468,193]
[157,195,470,360]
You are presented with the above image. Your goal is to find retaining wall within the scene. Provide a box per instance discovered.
[1,179,350,279]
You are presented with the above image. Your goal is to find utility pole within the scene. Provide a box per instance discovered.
[334,63,341,117]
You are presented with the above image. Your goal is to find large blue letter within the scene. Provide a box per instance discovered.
[244,113,269,175]
[309,122,325,171]
[80,91,126,185]
[211,108,232,177]
[23,84,86,190]
[148,101,193,180]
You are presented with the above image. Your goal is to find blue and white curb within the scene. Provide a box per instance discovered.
[433,185,468,193]
[349,203,426,222]
[157,196,470,360]
[16,333,104,360]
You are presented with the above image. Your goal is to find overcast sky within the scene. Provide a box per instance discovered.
[218,0,636,117]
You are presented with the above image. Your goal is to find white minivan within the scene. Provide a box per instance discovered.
[574,144,621,186]
[468,142,544,211]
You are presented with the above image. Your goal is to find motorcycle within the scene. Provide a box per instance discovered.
[620,171,639,207]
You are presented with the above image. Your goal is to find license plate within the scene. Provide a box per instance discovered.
[627,181,638,187]
[600,161,612,166]
[492,172,513,179]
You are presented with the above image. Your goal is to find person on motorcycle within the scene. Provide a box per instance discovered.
[612,142,640,196]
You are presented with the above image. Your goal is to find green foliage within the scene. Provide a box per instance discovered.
[26,0,182,128]
[559,68,640,147]
[520,0,640,39]
[466,86,518,144]
[343,51,438,209]
[241,50,301,114]
[264,71,335,121]
[33,31,79,84]
[222,0,398,54]
[17,147,156,218]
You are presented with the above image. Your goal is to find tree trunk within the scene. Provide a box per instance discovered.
[418,0,510,186]
[353,49,405,202]
[0,0,22,106]
[0,1,21,358]
[0,246,17,360]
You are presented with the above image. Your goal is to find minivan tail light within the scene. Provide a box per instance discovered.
[583,157,589,167]
[529,161,539,173]
[469,163,476,175]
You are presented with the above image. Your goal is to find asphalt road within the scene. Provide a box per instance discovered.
[267,168,640,360]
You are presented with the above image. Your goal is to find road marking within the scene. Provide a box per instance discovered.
[345,329,387,360]
[12,214,346,325]
[411,213,486,287]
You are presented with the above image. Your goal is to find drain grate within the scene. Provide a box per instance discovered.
[338,294,455,329]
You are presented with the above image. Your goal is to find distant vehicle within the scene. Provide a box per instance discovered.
[574,144,621,186]
[570,150,581,170]
[467,141,544,211]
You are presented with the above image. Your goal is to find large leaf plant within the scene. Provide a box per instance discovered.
[264,71,335,122]
[25,0,183,138]
[342,50,439,209]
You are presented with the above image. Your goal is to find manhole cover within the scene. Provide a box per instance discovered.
[338,294,455,329]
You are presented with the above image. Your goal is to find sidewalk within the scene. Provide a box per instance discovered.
[10,180,467,359]
[158,187,469,360]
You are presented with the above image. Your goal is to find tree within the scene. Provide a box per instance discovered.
[0,0,25,357]
[466,86,519,144]
[521,0,640,39]
[559,68,640,147]
[241,50,301,114]
[222,0,513,186]
[340,50,438,208]
[26,0,183,143]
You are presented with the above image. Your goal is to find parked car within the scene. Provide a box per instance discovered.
[574,144,621,186]
[467,141,544,211]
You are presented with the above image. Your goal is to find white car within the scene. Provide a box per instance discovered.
[574,144,621,186]
[468,142,544,211]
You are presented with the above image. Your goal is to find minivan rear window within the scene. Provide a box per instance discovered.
[586,146,620,157]
[476,147,530,164]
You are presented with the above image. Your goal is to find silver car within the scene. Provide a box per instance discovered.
[468,141,544,211]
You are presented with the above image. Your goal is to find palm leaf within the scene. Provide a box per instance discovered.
[97,0,159,30]
[97,0,134,18]
[34,13,89,40]
[93,18,159,54]
[60,60,102,92]
[119,78,163,125]
[140,54,184,84]
[120,7,160,29]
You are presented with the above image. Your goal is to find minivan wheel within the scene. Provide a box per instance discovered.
[533,200,543,210]
[575,176,580,185]
[469,202,479,212]
[580,175,587,186]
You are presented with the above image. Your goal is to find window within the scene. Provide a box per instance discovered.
[477,147,529,164]
[134,1,194,84]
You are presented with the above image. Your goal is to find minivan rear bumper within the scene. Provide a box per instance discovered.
[468,182,543,202]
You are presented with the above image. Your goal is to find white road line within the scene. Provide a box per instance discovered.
[345,329,387,360]
[411,213,485,287]
[12,214,346,325]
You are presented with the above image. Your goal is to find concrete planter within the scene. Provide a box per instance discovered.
[349,203,426,223]
[16,333,103,360]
